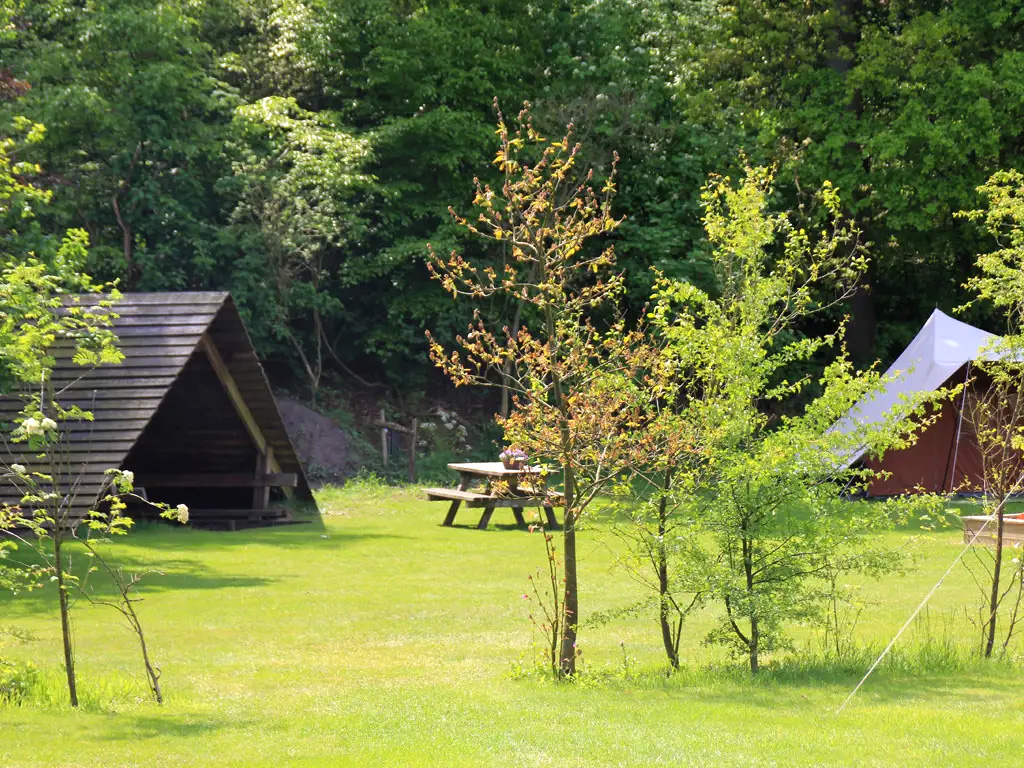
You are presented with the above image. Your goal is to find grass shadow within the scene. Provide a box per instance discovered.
[443,522,532,533]
[564,648,1021,710]
[96,712,253,741]
[689,666,1022,710]
[0,559,279,618]
[558,664,1012,709]
[114,519,409,551]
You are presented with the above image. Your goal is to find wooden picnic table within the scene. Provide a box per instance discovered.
[424,461,562,530]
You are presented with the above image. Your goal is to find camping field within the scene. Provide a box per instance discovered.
[1,484,1023,767]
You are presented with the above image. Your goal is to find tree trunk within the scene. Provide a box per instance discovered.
[286,327,321,407]
[112,193,134,289]
[136,620,163,704]
[749,616,760,674]
[656,471,678,668]
[112,142,143,289]
[558,460,578,677]
[985,508,1005,658]
[500,297,526,419]
[543,281,579,679]
[743,532,759,674]
[53,535,78,707]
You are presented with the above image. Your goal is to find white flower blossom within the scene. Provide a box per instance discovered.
[40,417,57,431]
[176,503,189,524]
[10,464,25,475]
[21,417,41,436]
[121,470,134,485]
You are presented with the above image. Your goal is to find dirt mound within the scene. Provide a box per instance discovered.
[277,396,360,486]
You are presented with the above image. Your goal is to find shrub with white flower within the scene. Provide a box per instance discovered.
[418,407,472,454]
[0,250,181,706]
[12,413,60,448]
[99,469,188,529]
[106,468,136,494]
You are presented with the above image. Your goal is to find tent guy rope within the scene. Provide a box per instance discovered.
[837,491,1021,715]
[835,513,993,714]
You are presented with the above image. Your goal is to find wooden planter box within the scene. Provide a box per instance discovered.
[962,515,1024,546]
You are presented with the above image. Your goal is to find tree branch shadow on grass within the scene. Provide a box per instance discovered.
[575,659,1022,708]
[94,712,253,741]
[443,522,533,533]
[0,547,284,614]
[77,519,412,551]
[0,518,411,624]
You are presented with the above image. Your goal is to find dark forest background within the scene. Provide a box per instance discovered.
[3,0,1022,412]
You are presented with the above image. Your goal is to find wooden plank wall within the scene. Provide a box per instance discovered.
[0,293,224,519]
[0,291,313,522]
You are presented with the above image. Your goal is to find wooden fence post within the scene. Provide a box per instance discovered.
[408,418,418,483]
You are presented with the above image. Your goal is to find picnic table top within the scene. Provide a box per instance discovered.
[447,461,542,477]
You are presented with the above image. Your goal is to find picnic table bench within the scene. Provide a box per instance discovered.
[424,462,562,530]
[963,514,1024,546]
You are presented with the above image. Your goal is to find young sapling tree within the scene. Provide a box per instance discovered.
[959,169,1024,656]
[0,251,122,707]
[78,470,189,703]
[647,168,943,672]
[0,253,185,705]
[962,365,1024,656]
[427,103,660,677]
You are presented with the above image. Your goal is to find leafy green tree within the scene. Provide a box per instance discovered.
[648,168,939,672]
[295,0,717,377]
[428,106,661,677]
[0,115,54,265]
[539,0,730,299]
[199,0,322,104]
[221,96,376,400]
[692,0,1024,362]
[0,128,184,705]
[1,0,235,288]
[2,0,727,388]
[959,170,1024,657]
[304,0,559,373]
[0,250,187,705]
[0,243,119,708]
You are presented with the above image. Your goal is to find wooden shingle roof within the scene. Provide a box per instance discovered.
[2,291,311,520]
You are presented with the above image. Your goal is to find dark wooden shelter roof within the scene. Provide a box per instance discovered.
[2,291,312,521]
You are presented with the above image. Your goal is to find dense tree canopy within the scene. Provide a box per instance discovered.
[2,0,1023,393]
[692,0,1024,359]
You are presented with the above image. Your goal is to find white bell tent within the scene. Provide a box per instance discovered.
[830,309,1003,495]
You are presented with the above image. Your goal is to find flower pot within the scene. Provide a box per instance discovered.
[501,458,526,470]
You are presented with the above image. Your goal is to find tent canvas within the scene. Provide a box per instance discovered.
[830,309,1004,496]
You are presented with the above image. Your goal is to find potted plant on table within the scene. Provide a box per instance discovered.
[499,446,528,470]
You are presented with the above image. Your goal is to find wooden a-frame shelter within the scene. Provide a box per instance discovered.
[1,292,313,529]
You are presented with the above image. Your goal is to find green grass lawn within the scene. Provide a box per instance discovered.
[1,486,1022,767]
